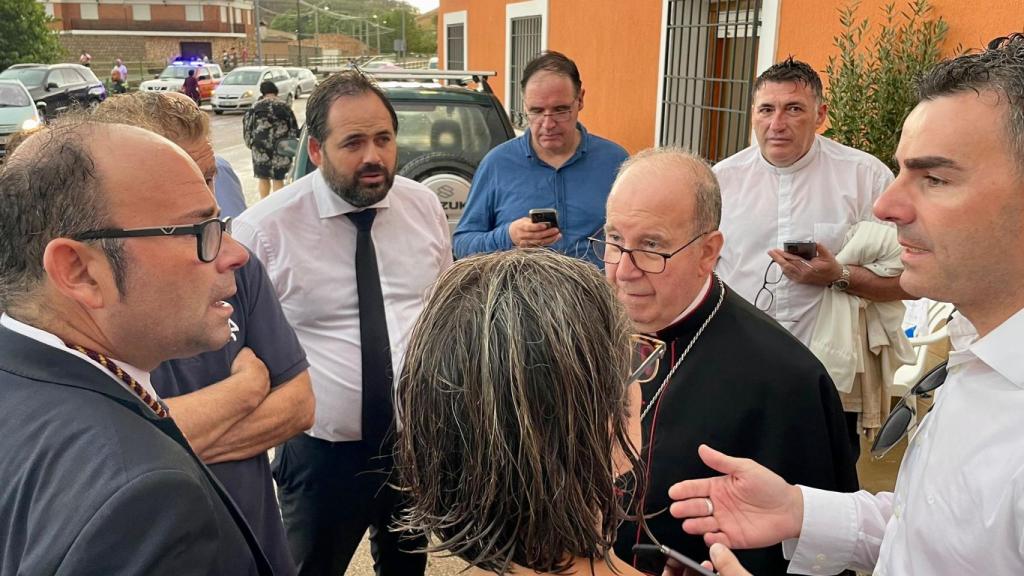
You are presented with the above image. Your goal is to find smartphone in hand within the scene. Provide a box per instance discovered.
[632,543,717,576]
[529,208,559,229]
[783,241,817,260]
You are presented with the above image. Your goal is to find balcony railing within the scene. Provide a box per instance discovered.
[65,18,247,35]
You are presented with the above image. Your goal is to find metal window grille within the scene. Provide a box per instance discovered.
[447,23,465,70]
[509,15,543,128]
[660,0,761,163]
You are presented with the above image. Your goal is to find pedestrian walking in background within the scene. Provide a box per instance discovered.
[181,69,201,106]
[243,81,299,198]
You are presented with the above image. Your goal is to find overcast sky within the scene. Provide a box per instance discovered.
[406,0,439,13]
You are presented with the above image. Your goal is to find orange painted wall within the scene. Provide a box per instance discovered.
[439,0,663,153]
[776,0,1024,80]
[549,0,662,153]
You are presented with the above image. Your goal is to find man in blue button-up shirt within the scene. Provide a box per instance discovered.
[453,51,628,266]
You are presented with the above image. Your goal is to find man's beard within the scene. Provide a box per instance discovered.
[321,155,395,208]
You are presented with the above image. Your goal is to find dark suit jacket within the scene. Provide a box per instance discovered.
[0,325,272,575]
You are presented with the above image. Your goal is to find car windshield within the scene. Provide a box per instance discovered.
[0,84,32,107]
[287,70,300,78]
[221,70,262,85]
[393,101,502,167]
[158,66,194,80]
[0,68,46,88]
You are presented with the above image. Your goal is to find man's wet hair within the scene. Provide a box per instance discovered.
[753,56,824,102]
[521,51,582,95]
[919,35,1024,171]
[0,119,127,310]
[305,70,398,143]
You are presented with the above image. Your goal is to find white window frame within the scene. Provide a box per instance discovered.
[220,5,227,22]
[754,0,781,76]
[504,0,548,111]
[185,4,203,22]
[234,7,242,24]
[132,4,151,22]
[653,0,780,146]
[80,3,99,20]
[43,1,54,17]
[442,11,467,71]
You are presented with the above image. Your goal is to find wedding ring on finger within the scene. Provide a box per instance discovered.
[704,497,715,517]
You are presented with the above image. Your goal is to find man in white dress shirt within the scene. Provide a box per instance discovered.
[663,39,1024,576]
[714,57,912,458]
[233,70,451,575]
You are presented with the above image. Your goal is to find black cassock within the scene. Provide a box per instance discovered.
[615,276,859,575]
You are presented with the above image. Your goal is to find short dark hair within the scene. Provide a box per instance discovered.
[188,69,196,77]
[259,80,277,96]
[0,120,125,311]
[520,50,582,95]
[918,36,1024,172]
[396,249,642,574]
[754,56,824,102]
[305,70,398,143]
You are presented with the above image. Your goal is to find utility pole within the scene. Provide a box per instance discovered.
[400,10,406,61]
[254,0,264,64]
[373,15,380,54]
[314,6,319,54]
[296,0,302,66]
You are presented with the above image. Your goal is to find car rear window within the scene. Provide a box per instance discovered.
[393,101,504,167]
[221,70,262,85]
[0,68,46,87]
[0,84,32,107]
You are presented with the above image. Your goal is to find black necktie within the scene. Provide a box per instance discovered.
[346,209,394,451]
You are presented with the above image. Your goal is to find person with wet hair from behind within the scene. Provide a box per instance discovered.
[396,249,656,576]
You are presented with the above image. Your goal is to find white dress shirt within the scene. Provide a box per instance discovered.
[232,171,452,442]
[786,308,1024,575]
[0,313,159,401]
[714,136,893,345]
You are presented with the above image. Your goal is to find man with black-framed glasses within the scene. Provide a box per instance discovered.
[87,90,314,576]
[453,50,628,266]
[0,119,270,572]
[602,148,857,576]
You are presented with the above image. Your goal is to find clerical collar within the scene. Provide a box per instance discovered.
[757,134,820,176]
[0,313,159,400]
[656,275,713,334]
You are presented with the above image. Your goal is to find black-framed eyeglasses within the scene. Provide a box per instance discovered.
[754,260,782,312]
[627,334,666,386]
[588,232,708,274]
[870,361,948,458]
[73,217,232,263]
[524,97,579,124]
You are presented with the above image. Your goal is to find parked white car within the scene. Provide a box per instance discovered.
[210,66,298,114]
[285,67,318,98]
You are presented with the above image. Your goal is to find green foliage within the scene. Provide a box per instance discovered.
[0,0,64,71]
[824,0,947,171]
[269,0,435,54]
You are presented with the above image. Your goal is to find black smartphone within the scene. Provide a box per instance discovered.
[632,543,717,575]
[783,241,817,260]
[529,208,559,229]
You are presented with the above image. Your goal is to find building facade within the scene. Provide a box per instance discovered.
[438,0,1018,159]
[41,0,255,76]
